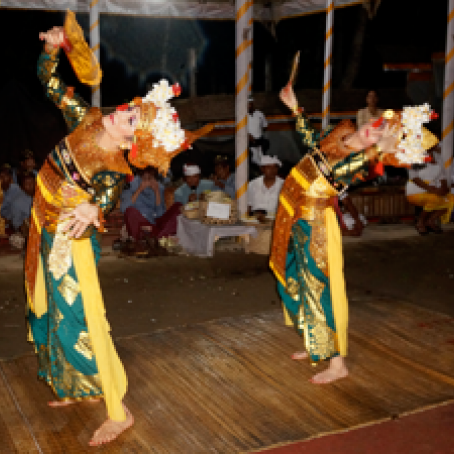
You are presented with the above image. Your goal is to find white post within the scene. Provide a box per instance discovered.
[322,0,334,130]
[249,11,253,94]
[90,0,101,107]
[442,0,454,183]
[235,0,253,217]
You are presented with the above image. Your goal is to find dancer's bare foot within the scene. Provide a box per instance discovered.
[48,398,101,407]
[89,404,134,447]
[310,356,348,385]
[291,351,309,360]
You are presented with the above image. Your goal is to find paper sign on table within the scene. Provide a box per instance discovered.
[206,202,231,220]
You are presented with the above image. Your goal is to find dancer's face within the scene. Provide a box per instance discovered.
[354,121,384,149]
[102,106,141,149]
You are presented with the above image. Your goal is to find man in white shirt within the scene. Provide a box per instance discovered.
[406,143,454,234]
[247,155,284,217]
[248,97,268,168]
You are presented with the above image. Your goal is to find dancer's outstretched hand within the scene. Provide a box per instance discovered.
[61,202,100,239]
[39,26,65,48]
[376,123,401,154]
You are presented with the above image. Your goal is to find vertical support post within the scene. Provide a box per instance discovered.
[235,0,253,217]
[442,0,454,183]
[249,8,254,94]
[90,0,101,107]
[322,0,334,130]
[188,48,197,98]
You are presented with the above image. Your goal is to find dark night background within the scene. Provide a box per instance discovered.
[0,0,448,166]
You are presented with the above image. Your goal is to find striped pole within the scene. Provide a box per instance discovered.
[442,0,454,183]
[248,10,253,94]
[90,0,101,107]
[235,0,253,217]
[322,0,334,130]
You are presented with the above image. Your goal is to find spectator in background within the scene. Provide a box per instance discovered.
[120,166,182,255]
[174,163,214,205]
[211,155,235,199]
[20,171,36,198]
[0,164,33,248]
[248,97,269,171]
[13,150,37,185]
[406,143,454,234]
[356,90,383,129]
[247,155,284,219]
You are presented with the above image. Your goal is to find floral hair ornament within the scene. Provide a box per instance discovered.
[370,106,439,165]
[127,80,213,176]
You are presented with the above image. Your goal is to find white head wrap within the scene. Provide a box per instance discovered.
[183,164,201,176]
[260,155,282,167]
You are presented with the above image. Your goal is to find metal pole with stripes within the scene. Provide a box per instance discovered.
[322,0,334,130]
[248,9,253,94]
[235,0,253,217]
[442,0,454,182]
[90,0,101,107]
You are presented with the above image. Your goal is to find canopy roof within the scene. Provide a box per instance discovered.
[1,0,360,20]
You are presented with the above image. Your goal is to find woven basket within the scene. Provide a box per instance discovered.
[199,192,238,225]
[244,224,273,255]
[182,202,200,220]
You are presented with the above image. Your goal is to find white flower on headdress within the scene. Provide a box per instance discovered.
[142,79,186,153]
[395,104,432,164]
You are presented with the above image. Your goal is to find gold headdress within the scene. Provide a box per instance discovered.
[126,81,213,176]
[375,106,439,164]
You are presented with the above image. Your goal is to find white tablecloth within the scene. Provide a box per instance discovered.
[177,215,258,257]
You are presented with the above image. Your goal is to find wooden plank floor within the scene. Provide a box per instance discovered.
[1,300,454,453]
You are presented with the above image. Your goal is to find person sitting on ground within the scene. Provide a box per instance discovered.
[406,143,454,234]
[0,164,33,234]
[174,163,214,205]
[120,166,182,256]
[211,155,235,199]
[356,90,384,129]
[13,150,38,185]
[247,155,284,220]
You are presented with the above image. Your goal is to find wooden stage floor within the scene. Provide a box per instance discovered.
[1,300,454,453]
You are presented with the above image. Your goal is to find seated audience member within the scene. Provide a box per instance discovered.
[13,150,37,185]
[174,163,214,205]
[356,90,384,129]
[120,167,183,253]
[20,171,36,198]
[406,143,454,234]
[247,155,284,218]
[212,155,235,199]
[0,164,33,241]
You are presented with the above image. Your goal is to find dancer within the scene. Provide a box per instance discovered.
[270,82,414,384]
[25,13,212,446]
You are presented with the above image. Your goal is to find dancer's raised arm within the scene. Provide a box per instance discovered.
[37,26,89,132]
